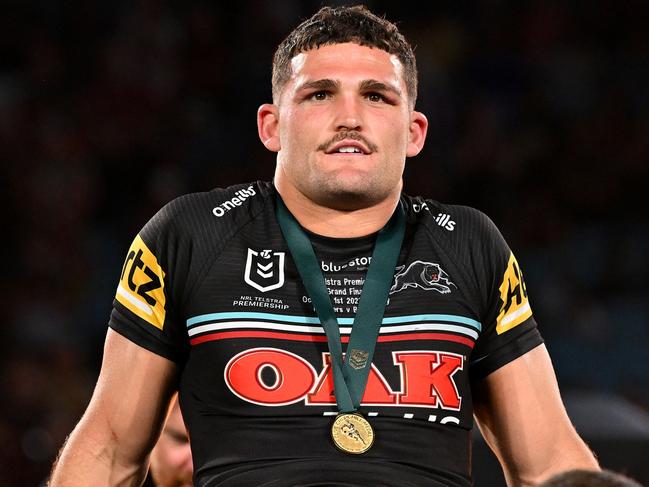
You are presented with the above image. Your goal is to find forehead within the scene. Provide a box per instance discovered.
[288,42,405,91]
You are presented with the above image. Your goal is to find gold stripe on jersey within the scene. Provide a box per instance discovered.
[496,253,533,334]
[116,235,167,329]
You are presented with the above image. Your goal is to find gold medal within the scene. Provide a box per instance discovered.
[331,413,374,454]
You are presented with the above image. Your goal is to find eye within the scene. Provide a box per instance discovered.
[310,91,330,101]
[366,92,385,103]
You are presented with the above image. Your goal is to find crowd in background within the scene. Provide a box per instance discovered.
[1,1,648,485]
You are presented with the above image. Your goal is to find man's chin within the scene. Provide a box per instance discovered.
[312,185,386,211]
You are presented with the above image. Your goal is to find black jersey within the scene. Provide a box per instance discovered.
[109,181,542,487]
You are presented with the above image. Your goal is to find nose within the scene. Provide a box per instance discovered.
[334,94,362,132]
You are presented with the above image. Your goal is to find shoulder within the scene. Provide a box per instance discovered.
[141,181,272,238]
[402,193,501,241]
[126,182,274,307]
[156,181,271,226]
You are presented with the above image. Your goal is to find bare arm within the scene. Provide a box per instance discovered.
[473,344,599,487]
[49,329,178,486]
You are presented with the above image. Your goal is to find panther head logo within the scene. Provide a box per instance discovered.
[390,260,456,295]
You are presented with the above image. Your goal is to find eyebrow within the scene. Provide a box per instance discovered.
[295,78,402,98]
[359,79,402,98]
[295,79,340,92]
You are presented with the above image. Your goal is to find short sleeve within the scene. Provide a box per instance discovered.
[109,201,190,363]
[468,212,543,381]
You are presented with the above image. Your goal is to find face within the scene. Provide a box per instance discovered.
[259,43,427,210]
[150,401,193,487]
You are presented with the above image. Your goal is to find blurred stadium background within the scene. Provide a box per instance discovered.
[1,1,648,485]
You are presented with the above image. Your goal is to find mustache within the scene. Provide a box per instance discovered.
[316,131,378,153]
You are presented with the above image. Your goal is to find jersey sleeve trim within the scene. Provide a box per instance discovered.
[109,301,187,363]
[469,318,544,382]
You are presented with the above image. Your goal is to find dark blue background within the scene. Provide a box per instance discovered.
[1,1,647,485]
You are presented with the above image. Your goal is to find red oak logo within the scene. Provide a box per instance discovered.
[224,348,463,411]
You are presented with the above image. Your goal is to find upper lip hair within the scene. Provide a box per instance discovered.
[325,140,371,154]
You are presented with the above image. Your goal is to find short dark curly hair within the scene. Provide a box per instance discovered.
[272,5,418,107]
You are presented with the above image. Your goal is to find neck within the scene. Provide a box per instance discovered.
[274,177,401,238]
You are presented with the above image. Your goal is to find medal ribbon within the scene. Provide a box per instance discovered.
[275,195,405,413]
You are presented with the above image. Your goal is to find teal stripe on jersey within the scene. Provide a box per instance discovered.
[187,312,322,326]
[187,311,481,331]
[381,314,481,330]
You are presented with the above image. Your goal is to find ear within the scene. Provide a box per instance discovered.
[257,103,281,152]
[406,111,428,157]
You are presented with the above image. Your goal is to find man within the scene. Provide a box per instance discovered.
[143,396,193,487]
[50,5,599,486]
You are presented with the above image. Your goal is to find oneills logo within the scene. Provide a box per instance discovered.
[496,253,533,334]
[116,235,166,329]
[212,185,256,217]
